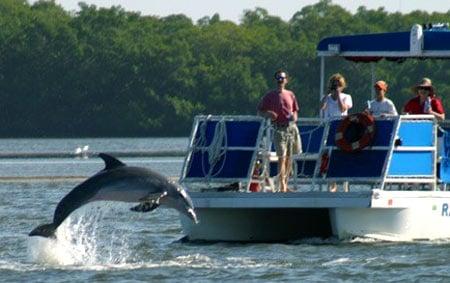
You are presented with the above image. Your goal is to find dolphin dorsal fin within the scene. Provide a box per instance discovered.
[98,153,126,170]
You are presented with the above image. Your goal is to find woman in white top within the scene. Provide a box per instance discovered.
[320,73,353,193]
[367,80,398,116]
[320,73,353,119]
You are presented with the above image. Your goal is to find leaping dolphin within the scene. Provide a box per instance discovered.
[29,153,197,238]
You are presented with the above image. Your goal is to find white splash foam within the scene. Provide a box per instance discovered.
[348,236,381,243]
[322,257,351,266]
[27,203,132,266]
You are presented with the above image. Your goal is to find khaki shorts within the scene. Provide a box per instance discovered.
[273,124,302,157]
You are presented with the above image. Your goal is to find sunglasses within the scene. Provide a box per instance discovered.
[275,72,287,82]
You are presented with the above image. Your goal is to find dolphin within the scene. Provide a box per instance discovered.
[29,153,197,238]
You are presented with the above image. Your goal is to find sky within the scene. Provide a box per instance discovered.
[30,0,449,23]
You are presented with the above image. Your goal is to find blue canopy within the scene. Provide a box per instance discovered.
[317,24,450,62]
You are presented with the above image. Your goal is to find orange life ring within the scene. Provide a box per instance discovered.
[335,113,375,152]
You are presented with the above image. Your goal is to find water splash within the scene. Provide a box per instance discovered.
[27,203,132,266]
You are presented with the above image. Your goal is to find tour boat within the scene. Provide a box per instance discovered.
[178,24,450,242]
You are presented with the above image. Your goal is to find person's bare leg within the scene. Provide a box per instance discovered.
[278,156,287,192]
[343,181,349,192]
[285,156,292,191]
[329,182,337,192]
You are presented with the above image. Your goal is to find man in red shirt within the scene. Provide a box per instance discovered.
[258,70,302,193]
[404,78,445,121]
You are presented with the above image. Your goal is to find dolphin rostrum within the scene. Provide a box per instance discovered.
[29,153,197,238]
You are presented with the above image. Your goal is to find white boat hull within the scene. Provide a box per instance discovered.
[181,191,450,242]
[331,191,450,241]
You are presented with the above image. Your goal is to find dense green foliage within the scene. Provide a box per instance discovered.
[1,0,449,137]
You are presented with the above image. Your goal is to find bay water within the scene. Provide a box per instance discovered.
[1,138,450,282]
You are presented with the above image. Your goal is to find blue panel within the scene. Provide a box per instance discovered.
[296,160,316,178]
[270,162,277,177]
[226,121,261,147]
[372,120,395,146]
[317,30,450,54]
[440,157,450,183]
[193,120,261,147]
[327,150,388,178]
[438,126,450,137]
[186,150,254,178]
[444,131,450,158]
[326,120,340,146]
[424,30,450,51]
[397,121,433,146]
[388,151,433,176]
[436,130,450,158]
[326,119,394,147]
[317,32,410,52]
[298,125,324,153]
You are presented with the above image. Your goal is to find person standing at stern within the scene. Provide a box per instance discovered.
[258,70,302,193]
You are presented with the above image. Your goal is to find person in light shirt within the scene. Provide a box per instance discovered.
[320,73,353,119]
[366,80,398,117]
[320,73,352,193]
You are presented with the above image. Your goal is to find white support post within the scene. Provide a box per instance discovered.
[370,62,376,100]
[319,56,325,118]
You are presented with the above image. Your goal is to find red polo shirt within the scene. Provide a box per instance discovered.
[404,96,445,114]
[258,89,299,125]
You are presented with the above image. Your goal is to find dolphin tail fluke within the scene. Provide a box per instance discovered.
[29,223,57,238]
[187,208,199,224]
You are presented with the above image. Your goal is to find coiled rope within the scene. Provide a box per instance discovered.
[194,117,228,183]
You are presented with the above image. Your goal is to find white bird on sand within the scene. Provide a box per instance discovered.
[82,145,89,159]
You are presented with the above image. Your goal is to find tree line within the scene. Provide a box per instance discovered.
[1,0,449,137]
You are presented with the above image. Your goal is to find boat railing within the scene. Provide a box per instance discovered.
[181,115,445,193]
